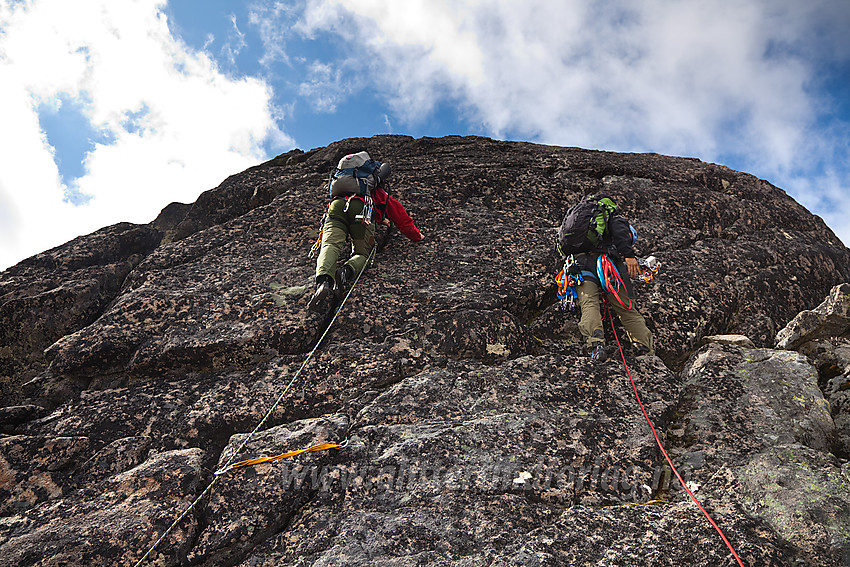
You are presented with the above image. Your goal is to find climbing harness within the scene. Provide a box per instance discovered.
[341,194,374,224]
[603,299,745,567]
[597,254,632,310]
[132,246,376,567]
[309,194,377,258]
[555,256,583,311]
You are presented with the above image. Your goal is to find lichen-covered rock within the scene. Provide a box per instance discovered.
[0,448,203,567]
[189,414,350,565]
[700,334,756,348]
[798,338,850,458]
[775,283,850,350]
[736,445,850,566]
[674,343,849,564]
[0,222,161,402]
[2,136,850,566]
[678,345,836,458]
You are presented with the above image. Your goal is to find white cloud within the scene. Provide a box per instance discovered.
[249,1,299,68]
[0,0,293,271]
[298,61,352,112]
[294,0,849,245]
[221,14,248,69]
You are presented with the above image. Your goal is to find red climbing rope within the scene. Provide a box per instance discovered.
[598,254,632,309]
[604,300,745,567]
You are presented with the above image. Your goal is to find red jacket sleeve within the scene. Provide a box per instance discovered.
[383,193,422,241]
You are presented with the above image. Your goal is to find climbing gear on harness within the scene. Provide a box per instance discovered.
[354,195,374,224]
[555,255,583,311]
[340,194,374,225]
[597,254,632,310]
[214,440,348,476]
[309,213,328,258]
[637,255,662,283]
[603,300,745,567]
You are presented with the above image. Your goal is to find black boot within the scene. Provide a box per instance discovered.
[308,276,333,312]
[334,265,355,293]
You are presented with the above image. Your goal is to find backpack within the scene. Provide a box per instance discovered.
[328,151,389,198]
[556,195,618,256]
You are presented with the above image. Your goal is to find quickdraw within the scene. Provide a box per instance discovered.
[214,440,348,476]
[555,256,582,311]
[597,254,632,310]
[308,213,327,258]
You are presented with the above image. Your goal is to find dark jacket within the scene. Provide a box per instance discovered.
[574,215,636,295]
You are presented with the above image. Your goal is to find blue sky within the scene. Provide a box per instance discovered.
[1,0,849,271]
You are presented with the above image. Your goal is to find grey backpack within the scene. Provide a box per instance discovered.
[328,151,390,197]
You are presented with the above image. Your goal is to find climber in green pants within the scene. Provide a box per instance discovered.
[312,196,376,298]
[308,151,423,312]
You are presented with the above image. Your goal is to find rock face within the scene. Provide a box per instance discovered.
[1,135,850,566]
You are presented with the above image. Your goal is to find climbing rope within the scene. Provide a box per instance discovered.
[597,254,632,310]
[132,246,375,567]
[603,299,745,567]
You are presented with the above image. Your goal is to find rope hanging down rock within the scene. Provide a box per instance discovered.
[603,299,745,567]
[131,246,375,567]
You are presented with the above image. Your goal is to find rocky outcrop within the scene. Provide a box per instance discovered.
[0,222,161,403]
[1,135,850,566]
[775,282,850,462]
[672,343,848,565]
[775,283,850,350]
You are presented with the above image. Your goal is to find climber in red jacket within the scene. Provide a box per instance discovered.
[308,152,423,312]
[372,186,423,242]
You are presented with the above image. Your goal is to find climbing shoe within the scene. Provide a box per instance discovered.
[308,276,333,312]
[590,343,608,363]
[335,265,355,293]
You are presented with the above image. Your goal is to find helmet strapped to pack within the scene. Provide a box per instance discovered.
[328,151,390,198]
[556,195,618,257]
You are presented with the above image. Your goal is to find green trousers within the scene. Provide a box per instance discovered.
[315,197,376,283]
[577,280,654,354]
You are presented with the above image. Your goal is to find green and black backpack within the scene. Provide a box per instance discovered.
[556,195,618,256]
